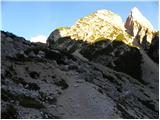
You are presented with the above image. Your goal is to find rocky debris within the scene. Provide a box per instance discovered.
[37,51,45,58]
[1,31,159,119]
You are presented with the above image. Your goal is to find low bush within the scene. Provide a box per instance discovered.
[1,105,18,119]
[55,79,69,90]
[17,95,44,109]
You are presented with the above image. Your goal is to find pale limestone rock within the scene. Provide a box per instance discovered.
[57,9,133,45]
[48,8,157,48]
[125,7,156,44]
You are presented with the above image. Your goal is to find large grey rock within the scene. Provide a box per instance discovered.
[1,31,31,59]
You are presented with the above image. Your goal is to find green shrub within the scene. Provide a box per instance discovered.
[12,77,40,90]
[116,34,125,41]
[57,26,70,30]
[95,37,106,42]
[2,89,44,109]
[109,31,116,38]
[17,95,44,109]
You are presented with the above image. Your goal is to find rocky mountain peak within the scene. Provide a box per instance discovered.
[47,8,158,49]
[87,9,124,29]
[130,7,154,30]
[125,7,156,44]
[48,9,133,46]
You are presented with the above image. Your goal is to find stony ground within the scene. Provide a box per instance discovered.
[1,31,159,119]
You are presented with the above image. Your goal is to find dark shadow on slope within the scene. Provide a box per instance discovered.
[47,34,143,80]
[148,35,159,64]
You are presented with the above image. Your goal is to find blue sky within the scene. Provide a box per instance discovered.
[1,1,159,41]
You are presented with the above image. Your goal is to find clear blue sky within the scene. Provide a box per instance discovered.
[1,1,159,40]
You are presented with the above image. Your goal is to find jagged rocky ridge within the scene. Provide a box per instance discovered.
[125,7,155,44]
[1,8,159,119]
[48,7,157,47]
[48,9,133,46]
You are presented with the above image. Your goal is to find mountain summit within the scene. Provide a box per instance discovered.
[49,9,133,45]
[67,9,132,43]
[130,7,154,30]
[48,8,157,48]
[125,7,155,44]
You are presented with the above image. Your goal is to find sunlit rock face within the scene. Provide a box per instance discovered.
[47,9,133,46]
[47,28,70,44]
[68,9,127,42]
[48,8,158,49]
[125,7,156,44]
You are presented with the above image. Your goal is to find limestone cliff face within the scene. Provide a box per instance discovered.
[125,7,156,44]
[47,9,133,46]
[68,9,126,42]
[47,7,158,50]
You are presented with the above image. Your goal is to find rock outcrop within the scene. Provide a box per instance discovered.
[47,8,158,49]
[125,7,156,45]
[1,31,32,59]
[47,10,133,46]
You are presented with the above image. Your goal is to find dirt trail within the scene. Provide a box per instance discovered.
[56,73,120,118]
